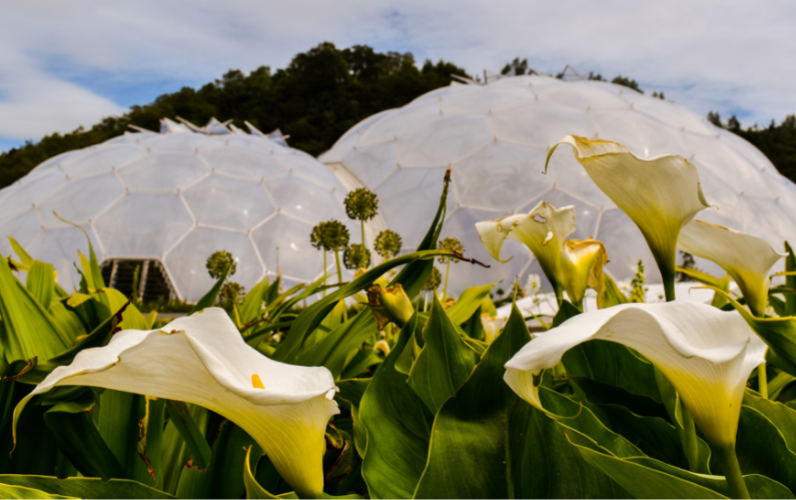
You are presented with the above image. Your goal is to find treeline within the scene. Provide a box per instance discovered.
[0,43,468,188]
[2,44,795,189]
[708,112,796,182]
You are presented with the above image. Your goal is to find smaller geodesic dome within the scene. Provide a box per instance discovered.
[320,73,796,295]
[0,118,360,301]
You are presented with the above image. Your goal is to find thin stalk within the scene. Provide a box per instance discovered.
[552,281,564,307]
[334,249,343,284]
[424,291,429,312]
[323,251,327,297]
[443,260,451,300]
[758,363,769,399]
[712,445,750,499]
[361,220,366,248]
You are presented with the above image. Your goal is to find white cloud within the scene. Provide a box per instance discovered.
[1,0,794,142]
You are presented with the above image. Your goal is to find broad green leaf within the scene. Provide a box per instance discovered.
[8,236,34,270]
[743,389,796,451]
[769,372,796,400]
[574,443,727,499]
[175,421,253,500]
[165,401,212,470]
[0,483,75,499]
[340,349,382,380]
[42,391,126,481]
[446,282,496,325]
[407,293,478,414]
[717,289,796,377]
[0,256,72,360]
[160,404,209,496]
[734,405,796,492]
[336,378,370,412]
[48,301,87,342]
[137,397,167,489]
[602,274,630,308]
[359,314,432,499]
[96,288,149,330]
[629,457,795,499]
[414,302,530,498]
[0,475,174,499]
[241,278,270,325]
[244,445,296,499]
[26,261,55,308]
[295,309,378,377]
[188,267,229,315]
[552,298,581,326]
[96,390,150,482]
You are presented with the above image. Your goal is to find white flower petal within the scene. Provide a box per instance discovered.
[480,313,508,344]
[15,308,337,498]
[560,238,608,307]
[547,135,710,280]
[504,302,766,447]
[678,220,785,316]
[475,201,576,293]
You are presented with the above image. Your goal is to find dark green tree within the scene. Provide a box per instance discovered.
[612,75,643,94]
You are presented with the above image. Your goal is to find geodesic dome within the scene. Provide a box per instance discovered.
[320,75,796,294]
[0,118,360,301]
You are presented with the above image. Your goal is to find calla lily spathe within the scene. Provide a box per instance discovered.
[678,219,785,317]
[560,238,608,308]
[14,308,338,499]
[475,201,576,298]
[480,313,508,344]
[504,302,765,448]
[546,135,710,294]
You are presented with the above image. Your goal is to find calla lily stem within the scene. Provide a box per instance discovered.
[758,363,769,399]
[443,260,451,300]
[662,267,676,303]
[680,408,700,473]
[712,445,750,499]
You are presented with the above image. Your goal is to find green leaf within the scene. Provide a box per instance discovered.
[574,443,727,499]
[407,293,478,414]
[175,421,253,500]
[26,261,55,309]
[165,401,212,470]
[96,390,149,481]
[137,397,167,489]
[390,169,451,299]
[0,482,76,499]
[552,298,582,326]
[48,301,87,342]
[96,288,149,330]
[42,391,126,481]
[272,249,459,363]
[0,256,72,361]
[336,378,370,412]
[414,302,530,498]
[734,405,796,492]
[160,405,209,496]
[294,309,378,378]
[743,389,796,451]
[359,314,432,499]
[241,278,270,325]
[602,274,630,308]
[8,236,34,270]
[717,289,796,377]
[445,282,496,325]
[0,475,175,499]
[188,267,229,315]
[243,445,295,499]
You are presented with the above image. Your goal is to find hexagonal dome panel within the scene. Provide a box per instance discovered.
[0,118,359,301]
[320,74,796,293]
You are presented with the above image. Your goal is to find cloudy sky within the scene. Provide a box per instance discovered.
[2,1,794,152]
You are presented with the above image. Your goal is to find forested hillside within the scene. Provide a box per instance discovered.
[1,42,795,189]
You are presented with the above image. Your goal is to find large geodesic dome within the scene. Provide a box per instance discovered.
[320,74,796,293]
[0,118,359,301]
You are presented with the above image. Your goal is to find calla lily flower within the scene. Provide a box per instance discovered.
[14,308,338,499]
[560,238,608,309]
[504,302,765,449]
[678,220,785,317]
[475,201,576,300]
[480,313,508,344]
[546,135,710,299]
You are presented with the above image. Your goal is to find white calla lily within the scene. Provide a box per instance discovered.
[678,220,785,317]
[504,301,765,448]
[560,238,608,308]
[546,135,710,298]
[480,313,508,344]
[475,201,576,299]
[14,308,338,498]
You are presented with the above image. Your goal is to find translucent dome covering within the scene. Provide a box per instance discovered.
[320,75,796,293]
[0,118,359,301]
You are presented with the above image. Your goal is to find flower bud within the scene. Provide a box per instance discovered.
[367,283,414,329]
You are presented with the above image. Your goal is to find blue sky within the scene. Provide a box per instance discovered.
[2,1,795,152]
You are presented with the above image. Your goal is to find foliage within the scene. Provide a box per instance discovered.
[629,259,647,303]
[436,237,464,263]
[612,75,643,93]
[422,266,442,291]
[310,220,349,251]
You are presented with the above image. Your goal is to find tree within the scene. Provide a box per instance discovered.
[611,75,643,93]
[501,58,529,76]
